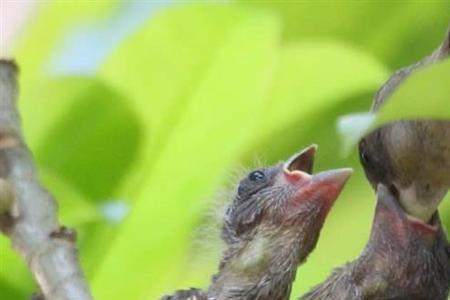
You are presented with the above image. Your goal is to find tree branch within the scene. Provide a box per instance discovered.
[0,60,93,300]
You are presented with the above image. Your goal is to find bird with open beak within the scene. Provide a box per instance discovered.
[302,184,450,300]
[359,25,450,223]
[162,145,352,300]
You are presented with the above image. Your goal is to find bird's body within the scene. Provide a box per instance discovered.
[161,288,207,300]
[359,26,450,222]
[208,146,351,300]
[162,146,352,300]
[208,227,302,300]
[302,185,450,300]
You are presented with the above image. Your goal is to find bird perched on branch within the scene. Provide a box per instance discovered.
[359,25,450,222]
[162,145,352,300]
[301,184,450,300]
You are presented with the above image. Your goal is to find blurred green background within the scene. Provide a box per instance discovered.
[2,1,450,299]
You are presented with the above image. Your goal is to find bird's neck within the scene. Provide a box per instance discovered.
[346,232,448,298]
[302,243,443,300]
[208,233,301,299]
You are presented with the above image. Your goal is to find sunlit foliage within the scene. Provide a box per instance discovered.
[2,2,450,299]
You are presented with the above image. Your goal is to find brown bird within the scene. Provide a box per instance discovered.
[162,145,352,300]
[301,184,450,300]
[161,288,206,300]
[359,26,450,222]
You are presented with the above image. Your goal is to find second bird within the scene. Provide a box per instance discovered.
[301,184,450,300]
[359,26,450,222]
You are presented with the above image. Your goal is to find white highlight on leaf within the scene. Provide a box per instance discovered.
[337,112,376,155]
[99,200,130,224]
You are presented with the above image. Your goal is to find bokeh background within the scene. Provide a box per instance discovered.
[1,1,450,299]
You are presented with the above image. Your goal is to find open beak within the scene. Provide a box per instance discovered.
[311,168,353,187]
[394,183,444,224]
[282,145,352,204]
[375,184,438,235]
[285,167,352,219]
[307,168,353,204]
[283,145,352,211]
[283,144,317,181]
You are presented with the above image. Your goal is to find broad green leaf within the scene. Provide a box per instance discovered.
[0,236,35,296]
[340,59,450,151]
[239,1,450,69]
[23,77,141,200]
[237,39,389,166]
[8,2,450,300]
[92,9,280,300]
[20,78,98,150]
[439,193,450,230]
[100,4,266,198]
[14,1,119,154]
[365,3,450,69]
[0,278,28,300]
[375,59,450,124]
[39,168,100,226]
[8,76,137,289]
[257,41,388,144]
[77,221,117,280]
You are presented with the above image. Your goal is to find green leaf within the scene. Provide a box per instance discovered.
[339,59,450,152]
[439,193,450,231]
[375,59,450,124]
[0,278,28,300]
[9,2,449,300]
[0,237,35,296]
[238,1,450,69]
[39,168,100,226]
[14,2,120,156]
[99,4,267,197]
[77,222,117,280]
[256,41,388,145]
[237,40,388,166]
[92,8,280,299]
[24,77,141,200]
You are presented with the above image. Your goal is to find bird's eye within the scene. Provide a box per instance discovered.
[360,152,371,166]
[237,170,267,196]
[249,170,265,181]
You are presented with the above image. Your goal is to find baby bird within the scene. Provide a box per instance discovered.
[359,25,450,222]
[301,184,450,300]
[161,288,206,300]
[162,145,352,300]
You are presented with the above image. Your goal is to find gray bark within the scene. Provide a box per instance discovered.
[0,60,93,300]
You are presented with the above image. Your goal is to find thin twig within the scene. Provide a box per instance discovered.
[0,60,93,300]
